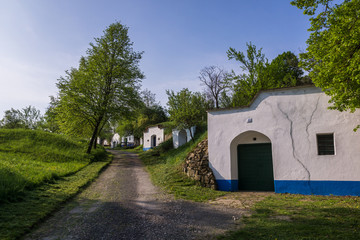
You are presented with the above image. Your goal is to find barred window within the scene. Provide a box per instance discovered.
[317,134,335,155]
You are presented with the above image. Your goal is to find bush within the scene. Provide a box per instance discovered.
[157,137,174,152]
[90,146,108,162]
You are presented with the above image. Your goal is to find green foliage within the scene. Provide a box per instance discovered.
[291,0,360,112]
[227,43,305,106]
[139,131,226,202]
[0,106,43,130]
[227,42,268,106]
[43,96,60,133]
[0,129,94,202]
[264,51,305,88]
[117,88,167,140]
[54,21,143,153]
[117,104,168,139]
[97,121,115,146]
[155,137,174,153]
[219,194,360,240]
[166,88,207,141]
[160,121,177,135]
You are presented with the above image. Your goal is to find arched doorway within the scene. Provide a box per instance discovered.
[231,131,274,191]
[178,129,187,147]
[151,135,157,148]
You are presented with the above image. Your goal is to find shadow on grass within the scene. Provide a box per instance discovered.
[219,204,360,240]
[0,168,27,203]
[0,156,112,240]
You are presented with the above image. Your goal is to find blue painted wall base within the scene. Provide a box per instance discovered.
[216,180,238,191]
[275,180,360,196]
[216,179,360,196]
[143,147,152,151]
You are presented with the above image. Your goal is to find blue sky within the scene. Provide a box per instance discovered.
[0,0,310,118]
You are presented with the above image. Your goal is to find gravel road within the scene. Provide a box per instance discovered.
[25,150,245,240]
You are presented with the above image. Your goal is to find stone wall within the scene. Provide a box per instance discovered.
[183,138,217,190]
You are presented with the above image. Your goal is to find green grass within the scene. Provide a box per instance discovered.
[218,194,360,240]
[113,144,143,153]
[139,131,226,202]
[0,129,112,240]
[0,155,111,240]
[0,129,96,202]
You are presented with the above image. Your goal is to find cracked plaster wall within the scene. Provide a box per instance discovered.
[208,86,360,182]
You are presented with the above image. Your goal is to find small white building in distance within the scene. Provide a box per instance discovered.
[208,86,360,196]
[143,125,165,151]
[121,135,136,147]
[172,126,196,149]
[111,133,121,148]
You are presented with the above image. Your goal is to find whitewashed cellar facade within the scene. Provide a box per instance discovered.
[208,86,360,196]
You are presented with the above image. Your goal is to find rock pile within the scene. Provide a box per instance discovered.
[183,138,217,190]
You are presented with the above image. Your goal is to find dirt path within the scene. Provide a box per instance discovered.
[25,150,247,240]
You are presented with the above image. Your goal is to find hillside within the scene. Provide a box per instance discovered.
[0,129,97,202]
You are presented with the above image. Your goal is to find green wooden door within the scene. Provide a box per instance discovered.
[237,143,274,191]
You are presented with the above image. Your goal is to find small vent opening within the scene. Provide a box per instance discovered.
[317,134,335,155]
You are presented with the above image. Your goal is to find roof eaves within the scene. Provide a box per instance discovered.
[207,84,316,113]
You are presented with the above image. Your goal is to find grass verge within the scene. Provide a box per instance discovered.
[218,193,360,240]
[0,152,112,240]
[113,144,143,153]
[139,131,226,202]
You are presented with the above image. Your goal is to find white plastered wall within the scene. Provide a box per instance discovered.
[208,86,360,182]
[172,126,196,149]
[143,126,165,149]
[111,133,121,148]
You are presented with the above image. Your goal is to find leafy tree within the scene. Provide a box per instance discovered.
[199,66,231,109]
[227,42,268,106]
[0,106,43,129]
[291,0,360,112]
[117,104,167,140]
[227,43,305,106]
[0,109,25,129]
[166,88,207,142]
[43,96,60,133]
[117,89,167,141]
[55,22,143,153]
[264,51,305,88]
[219,90,233,108]
[97,121,114,146]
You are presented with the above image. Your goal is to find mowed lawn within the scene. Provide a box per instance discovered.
[218,193,360,240]
[0,129,93,202]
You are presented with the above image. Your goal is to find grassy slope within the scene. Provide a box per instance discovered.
[0,129,112,240]
[0,129,95,202]
[139,131,226,202]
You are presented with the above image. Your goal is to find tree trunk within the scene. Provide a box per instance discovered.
[93,136,97,149]
[189,126,195,143]
[87,121,101,154]
[94,119,108,150]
